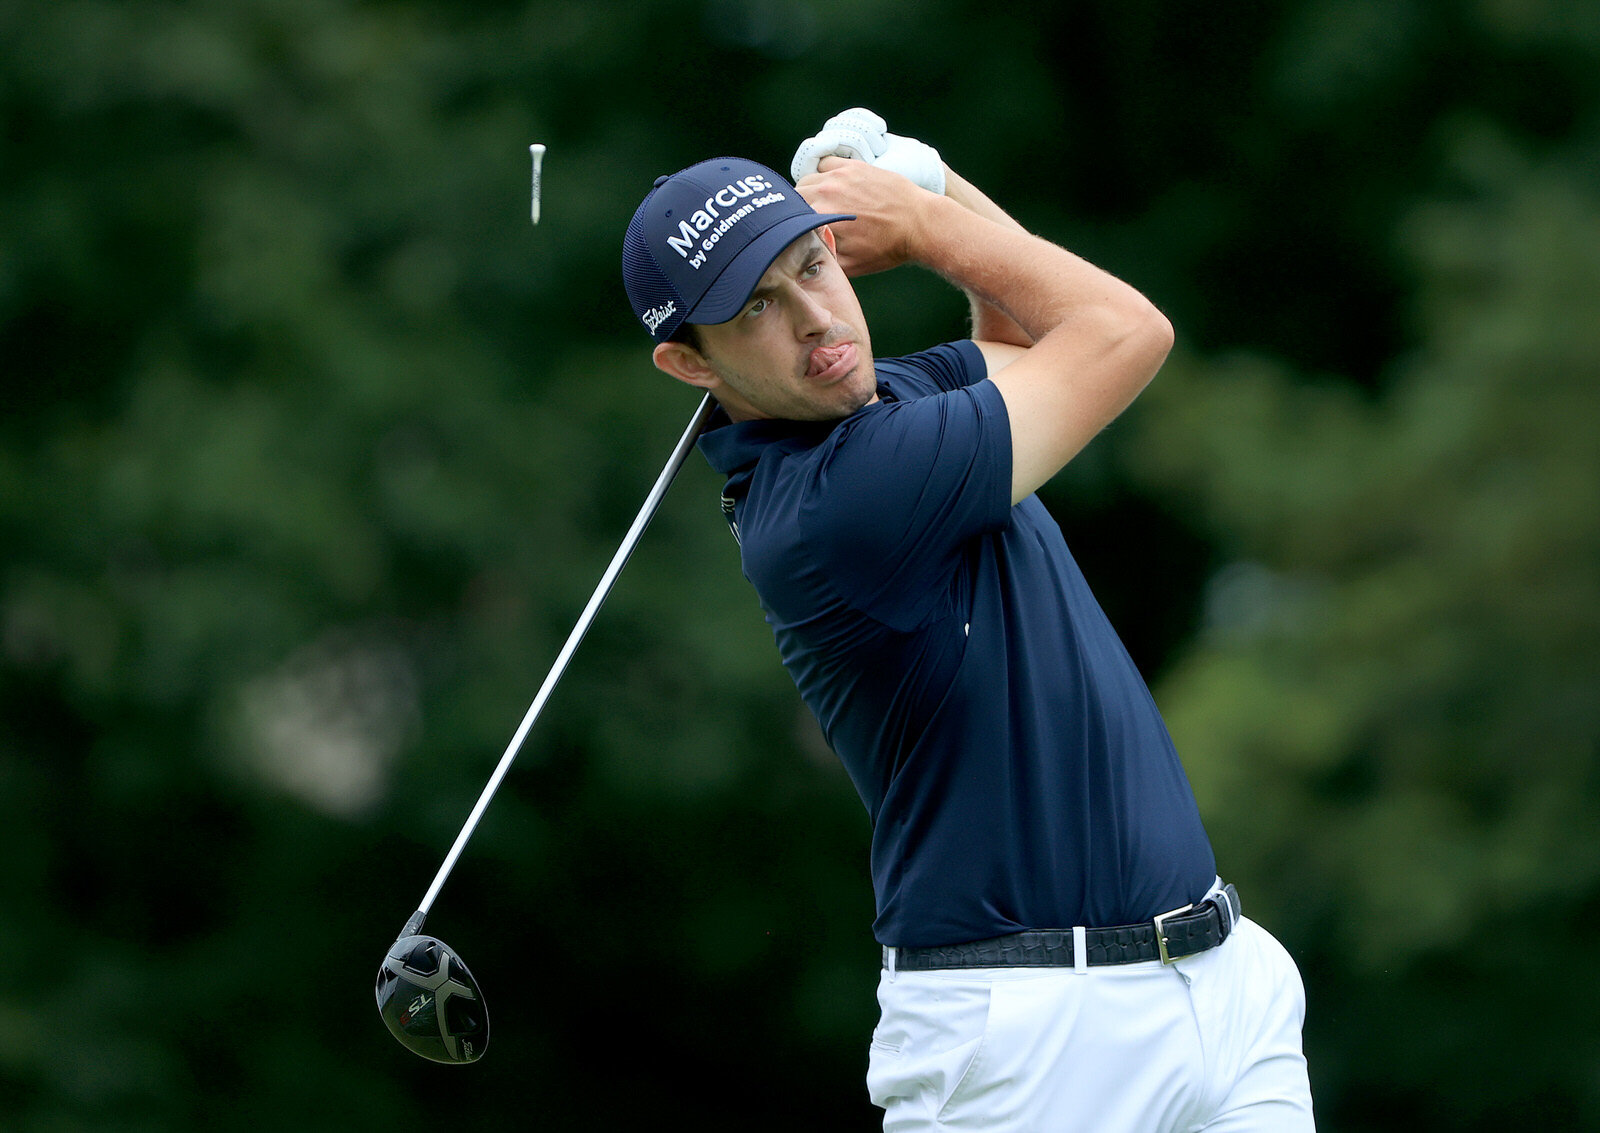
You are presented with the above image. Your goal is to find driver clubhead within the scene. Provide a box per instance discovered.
[376,934,489,1064]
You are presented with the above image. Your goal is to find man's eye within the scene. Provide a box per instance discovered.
[744,298,770,318]
[803,261,824,278]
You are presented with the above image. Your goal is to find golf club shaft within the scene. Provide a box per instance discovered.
[413,391,717,920]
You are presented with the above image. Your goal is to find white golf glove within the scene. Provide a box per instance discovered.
[790,107,946,196]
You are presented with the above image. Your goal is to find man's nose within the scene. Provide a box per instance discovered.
[793,288,832,339]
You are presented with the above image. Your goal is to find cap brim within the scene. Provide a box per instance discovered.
[683,212,855,327]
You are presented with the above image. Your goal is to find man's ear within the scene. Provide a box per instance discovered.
[652,339,718,391]
[819,224,838,256]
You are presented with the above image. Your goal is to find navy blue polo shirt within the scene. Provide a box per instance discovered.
[698,340,1216,948]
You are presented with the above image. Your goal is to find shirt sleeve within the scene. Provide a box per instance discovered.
[798,377,1012,632]
[883,339,989,395]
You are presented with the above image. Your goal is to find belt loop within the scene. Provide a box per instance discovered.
[883,945,898,979]
[1072,926,1088,974]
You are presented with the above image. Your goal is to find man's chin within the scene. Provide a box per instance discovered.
[808,372,877,421]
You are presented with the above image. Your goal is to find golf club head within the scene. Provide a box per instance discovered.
[376,933,489,1064]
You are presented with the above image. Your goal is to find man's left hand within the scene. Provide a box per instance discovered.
[790,107,946,196]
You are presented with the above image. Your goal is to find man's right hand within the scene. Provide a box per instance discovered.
[795,156,935,278]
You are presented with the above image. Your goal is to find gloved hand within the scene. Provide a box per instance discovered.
[791,107,946,196]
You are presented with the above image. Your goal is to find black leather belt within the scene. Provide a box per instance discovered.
[886,884,1241,970]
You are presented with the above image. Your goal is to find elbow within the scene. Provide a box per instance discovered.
[1152,305,1176,358]
[1131,297,1174,373]
[1106,295,1173,395]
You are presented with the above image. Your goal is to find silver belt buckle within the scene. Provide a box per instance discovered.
[1152,902,1194,965]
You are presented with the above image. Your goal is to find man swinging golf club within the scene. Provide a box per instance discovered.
[622,109,1315,1131]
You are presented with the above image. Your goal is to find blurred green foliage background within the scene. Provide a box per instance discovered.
[3,0,1597,1128]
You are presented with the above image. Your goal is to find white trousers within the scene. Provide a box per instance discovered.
[868,917,1314,1132]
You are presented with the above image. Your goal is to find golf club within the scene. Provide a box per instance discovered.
[377,389,717,1063]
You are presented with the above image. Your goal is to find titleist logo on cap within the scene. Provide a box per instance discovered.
[663,174,788,270]
[642,302,677,333]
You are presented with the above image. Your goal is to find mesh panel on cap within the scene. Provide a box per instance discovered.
[622,221,685,341]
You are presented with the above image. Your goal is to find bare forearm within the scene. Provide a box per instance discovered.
[941,168,1034,346]
[906,191,1157,348]
[799,155,1166,367]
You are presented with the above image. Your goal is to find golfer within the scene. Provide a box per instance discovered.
[622,110,1314,1131]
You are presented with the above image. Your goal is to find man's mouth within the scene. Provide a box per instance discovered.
[806,342,858,383]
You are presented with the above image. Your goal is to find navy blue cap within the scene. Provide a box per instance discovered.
[623,157,854,342]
